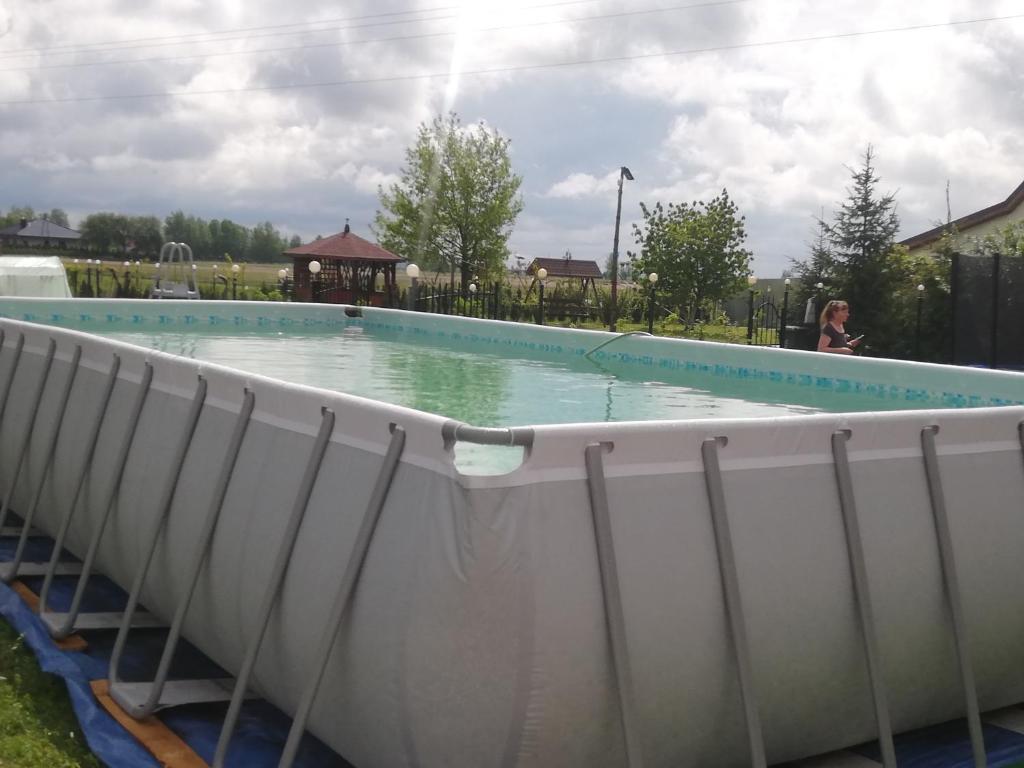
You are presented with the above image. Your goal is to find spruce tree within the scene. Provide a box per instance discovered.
[825,145,900,339]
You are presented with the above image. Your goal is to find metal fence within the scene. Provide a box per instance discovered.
[951,253,1024,369]
[403,281,625,327]
[745,288,793,347]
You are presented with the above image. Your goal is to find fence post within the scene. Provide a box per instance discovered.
[991,252,1000,369]
[780,282,790,348]
[950,254,959,364]
[647,284,656,335]
[493,282,500,320]
[914,284,924,361]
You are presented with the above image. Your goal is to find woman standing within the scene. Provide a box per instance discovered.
[817,300,863,354]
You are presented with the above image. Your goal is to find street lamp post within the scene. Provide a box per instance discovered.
[746,275,758,344]
[469,281,477,318]
[915,283,925,360]
[405,263,420,310]
[231,263,241,300]
[537,267,548,325]
[308,260,321,302]
[609,166,634,332]
[277,268,289,300]
[647,272,659,335]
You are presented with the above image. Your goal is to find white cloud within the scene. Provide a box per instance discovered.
[544,170,619,199]
[0,0,1022,271]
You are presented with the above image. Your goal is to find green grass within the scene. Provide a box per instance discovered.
[0,620,100,768]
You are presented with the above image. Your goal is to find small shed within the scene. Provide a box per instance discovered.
[527,256,603,299]
[285,224,402,305]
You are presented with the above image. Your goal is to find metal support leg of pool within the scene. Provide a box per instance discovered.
[278,424,407,768]
[831,430,897,768]
[212,407,336,767]
[0,345,81,582]
[0,330,22,439]
[39,361,160,638]
[920,425,986,766]
[0,338,59,577]
[38,354,121,632]
[701,437,767,768]
[1019,421,1024,470]
[119,389,255,718]
[584,442,644,768]
[108,376,210,716]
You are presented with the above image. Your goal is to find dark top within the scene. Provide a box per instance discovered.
[822,323,850,349]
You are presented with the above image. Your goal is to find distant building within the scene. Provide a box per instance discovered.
[900,179,1024,256]
[284,221,401,305]
[0,216,82,250]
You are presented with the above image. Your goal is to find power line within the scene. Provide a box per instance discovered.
[0,4,465,56]
[2,12,1021,107]
[0,0,622,61]
[0,10,455,61]
[0,0,751,74]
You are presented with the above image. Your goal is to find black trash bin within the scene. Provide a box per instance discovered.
[783,324,818,351]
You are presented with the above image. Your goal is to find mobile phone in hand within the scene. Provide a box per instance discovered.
[851,334,865,342]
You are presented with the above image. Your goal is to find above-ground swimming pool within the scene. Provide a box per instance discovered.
[0,297,1022,768]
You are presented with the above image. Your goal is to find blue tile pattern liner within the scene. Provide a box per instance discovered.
[1,298,1023,411]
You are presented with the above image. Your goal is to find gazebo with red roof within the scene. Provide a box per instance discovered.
[526,255,604,300]
[285,222,402,305]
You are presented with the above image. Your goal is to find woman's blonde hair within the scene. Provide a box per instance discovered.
[819,300,849,328]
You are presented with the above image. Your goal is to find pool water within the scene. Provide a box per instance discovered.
[99,325,924,429]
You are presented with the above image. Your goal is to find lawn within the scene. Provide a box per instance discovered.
[0,619,100,768]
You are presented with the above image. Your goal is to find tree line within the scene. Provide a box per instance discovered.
[10,115,1017,364]
[0,205,302,263]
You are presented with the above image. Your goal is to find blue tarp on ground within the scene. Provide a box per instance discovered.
[852,718,1024,768]
[0,577,160,768]
[0,558,349,767]
[4,521,1024,768]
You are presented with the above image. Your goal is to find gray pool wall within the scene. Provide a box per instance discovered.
[0,300,1023,767]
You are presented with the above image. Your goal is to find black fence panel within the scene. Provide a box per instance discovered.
[1002,256,1024,369]
[952,254,995,366]
[951,253,1024,369]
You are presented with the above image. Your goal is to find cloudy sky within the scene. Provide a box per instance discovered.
[1,0,1022,275]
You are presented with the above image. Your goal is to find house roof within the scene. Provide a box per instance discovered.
[284,229,401,263]
[528,257,603,279]
[899,179,1024,250]
[0,218,81,240]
